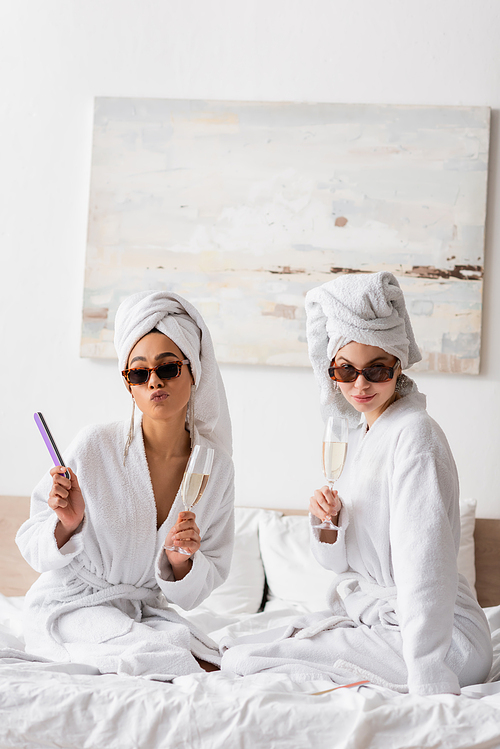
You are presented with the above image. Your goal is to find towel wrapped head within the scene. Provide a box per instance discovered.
[305,272,421,425]
[114,290,232,455]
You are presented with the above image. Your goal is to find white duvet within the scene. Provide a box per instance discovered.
[2,594,500,749]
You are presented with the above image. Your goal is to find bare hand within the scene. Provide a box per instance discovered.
[309,485,342,524]
[48,466,85,535]
[164,511,201,565]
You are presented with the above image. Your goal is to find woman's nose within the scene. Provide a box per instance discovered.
[149,372,164,388]
[353,374,370,390]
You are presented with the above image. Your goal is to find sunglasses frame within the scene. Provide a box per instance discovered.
[328,359,400,384]
[122,359,190,386]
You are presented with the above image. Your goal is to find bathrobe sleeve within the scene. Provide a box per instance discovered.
[309,504,350,574]
[16,443,87,573]
[155,454,235,610]
[389,423,461,696]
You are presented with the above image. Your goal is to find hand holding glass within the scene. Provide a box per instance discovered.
[319,417,348,530]
[164,445,214,556]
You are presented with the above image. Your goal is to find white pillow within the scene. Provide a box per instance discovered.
[458,497,477,594]
[258,500,477,612]
[201,507,266,616]
[258,512,334,612]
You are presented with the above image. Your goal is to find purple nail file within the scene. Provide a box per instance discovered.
[34,412,70,479]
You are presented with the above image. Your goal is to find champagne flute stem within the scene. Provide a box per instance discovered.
[324,480,334,521]
[317,481,339,530]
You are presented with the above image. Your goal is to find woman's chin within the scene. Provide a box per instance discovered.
[348,395,377,412]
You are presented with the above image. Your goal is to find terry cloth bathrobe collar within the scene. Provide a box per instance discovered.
[114,290,232,456]
[305,271,422,427]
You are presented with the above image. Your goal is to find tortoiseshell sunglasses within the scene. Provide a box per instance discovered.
[122,359,190,385]
[328,360,400,383]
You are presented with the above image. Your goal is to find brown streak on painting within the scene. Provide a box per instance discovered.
[424,352,479,375]
[262,304,297,320]
[404,265,483,281]
[268,266,306,275]
[328,265,482,281]
[329,267,370,275]
[83,307,109,321]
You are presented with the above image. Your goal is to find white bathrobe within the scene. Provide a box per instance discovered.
[221,391,492,695]
[16,419,234,680]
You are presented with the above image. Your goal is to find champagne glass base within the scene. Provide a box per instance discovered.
[163,544,192,556]
[317,520,340,530]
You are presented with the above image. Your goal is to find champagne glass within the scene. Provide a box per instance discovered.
[164,445,214,555]
[318,416,348,530]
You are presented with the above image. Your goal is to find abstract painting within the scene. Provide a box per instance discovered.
[81,98,490,373]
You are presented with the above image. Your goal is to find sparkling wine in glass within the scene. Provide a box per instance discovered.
[164,444,214,555]
[318,417,348,530]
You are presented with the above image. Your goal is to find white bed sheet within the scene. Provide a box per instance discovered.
[1,594,500,749]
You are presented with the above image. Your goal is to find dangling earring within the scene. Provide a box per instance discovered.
[188,384,195,448]
[395,374,404,393]
[124,396,135,464]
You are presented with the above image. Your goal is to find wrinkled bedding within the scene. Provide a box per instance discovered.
[1,594,500,749]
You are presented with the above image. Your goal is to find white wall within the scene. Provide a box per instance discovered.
[1,0,499,515]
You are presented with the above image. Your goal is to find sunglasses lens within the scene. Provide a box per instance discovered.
[329,366,357,382]
[127,369,149,385]
[364,367,392,383]
[156,363,180,380]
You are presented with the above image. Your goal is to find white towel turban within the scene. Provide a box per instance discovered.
[114,290,232,456]
[305,272,421,426]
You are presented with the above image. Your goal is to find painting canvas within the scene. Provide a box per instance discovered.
[81,98,490,373]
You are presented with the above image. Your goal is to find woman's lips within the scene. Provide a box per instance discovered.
[352,394,375,403]
[150,391,168,402]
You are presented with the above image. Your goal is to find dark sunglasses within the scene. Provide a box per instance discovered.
[122,359,190,386]
[328,360,400,384]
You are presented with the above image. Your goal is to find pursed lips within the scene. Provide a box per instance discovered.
[150,391,169,401]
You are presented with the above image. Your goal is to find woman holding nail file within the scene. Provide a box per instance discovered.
[17,291,234,679]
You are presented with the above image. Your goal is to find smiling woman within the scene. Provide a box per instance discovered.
[329,343,401,427]
[16,291,234,680]
[220,271,492,697]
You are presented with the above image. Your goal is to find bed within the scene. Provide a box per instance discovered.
[1,495,500,749]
